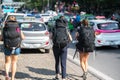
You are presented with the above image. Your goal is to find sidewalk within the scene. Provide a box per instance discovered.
[0,43,99,80]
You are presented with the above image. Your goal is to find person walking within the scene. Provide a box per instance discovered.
[75,19,95,80]
[68,18,74,33]
[0,15,25,80]
[52,16,72,80]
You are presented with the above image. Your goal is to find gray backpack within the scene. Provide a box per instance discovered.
[53,18,69,48]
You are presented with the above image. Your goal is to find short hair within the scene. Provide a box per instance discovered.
[7,15,16,21]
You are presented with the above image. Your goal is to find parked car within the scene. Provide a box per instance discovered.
[25,13,43,22]
[47,15,60,32]
[40,13,52,23]
[89,19,120,47]
[18,20,52,53]
[45,10,58,16]
[81,14,95,21]
[1,5,15,14]
[95,16,106,20]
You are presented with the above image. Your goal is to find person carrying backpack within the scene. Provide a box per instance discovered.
[52,15,72,80]
[75,19,95,80]
[0,15,25,80]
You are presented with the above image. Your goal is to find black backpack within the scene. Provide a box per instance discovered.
[3,20,21,49]
[53,18,69,48]
[77,26,95,52]
[55,18,68,27]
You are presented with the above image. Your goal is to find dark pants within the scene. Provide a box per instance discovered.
[53,45,68,78]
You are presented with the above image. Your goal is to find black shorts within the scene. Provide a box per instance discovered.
[76,43,94,52]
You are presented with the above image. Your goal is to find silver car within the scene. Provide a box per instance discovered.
[89,19,120,47]
[19,20,52,53]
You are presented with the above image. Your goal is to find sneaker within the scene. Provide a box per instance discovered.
[53,77,59,80]
[83,72,88,80]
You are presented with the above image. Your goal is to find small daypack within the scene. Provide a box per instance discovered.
[3,20,21,49]
[77,26,95,52]
[53,18,69,48]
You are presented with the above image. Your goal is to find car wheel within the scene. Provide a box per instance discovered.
[45,49,50,53]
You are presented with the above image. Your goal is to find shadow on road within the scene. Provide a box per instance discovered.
[21,49,49,54]
[26,66,54,75]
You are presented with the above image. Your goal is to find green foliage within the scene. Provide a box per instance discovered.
[13,0,51,12]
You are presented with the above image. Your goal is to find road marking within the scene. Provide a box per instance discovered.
[67,54,114,80]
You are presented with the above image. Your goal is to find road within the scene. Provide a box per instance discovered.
[88,46,120,80]
[0,21,119,80]
[69,29,120,80]
[0,41,99,80]
[68,41,120,80]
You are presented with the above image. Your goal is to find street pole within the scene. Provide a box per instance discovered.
[47,0,49,10]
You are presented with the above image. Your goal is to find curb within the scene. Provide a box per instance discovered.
[67,54,115,80]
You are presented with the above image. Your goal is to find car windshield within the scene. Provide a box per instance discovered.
[19,22,46,31]
[97,23,120,30]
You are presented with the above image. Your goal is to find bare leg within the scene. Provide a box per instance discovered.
[83,53,89,72]
[79,52,86,73]
[5,56,11,80]
[11,55,18,80]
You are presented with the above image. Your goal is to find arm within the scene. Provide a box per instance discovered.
[0,28,3,41]
[21,31,25,40]
[0,35,2,41]
[75,31,79,40]
[68,31,72,42]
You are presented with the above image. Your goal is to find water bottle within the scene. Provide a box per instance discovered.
[11,47,16,54]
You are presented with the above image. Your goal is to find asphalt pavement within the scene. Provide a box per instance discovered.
[0,41,99,80]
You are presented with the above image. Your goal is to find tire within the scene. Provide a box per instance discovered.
[45,49,50,53]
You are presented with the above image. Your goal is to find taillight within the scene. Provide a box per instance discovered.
[97,40,101,43]
[95,30,101,35]
[45,41,49,45]
[45,31,49,35]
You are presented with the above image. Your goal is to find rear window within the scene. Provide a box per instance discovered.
[97,23,120,30]
[15,15,24,20]
[7,15,24,21]
[41,14,50,17]
[19,22,46,31]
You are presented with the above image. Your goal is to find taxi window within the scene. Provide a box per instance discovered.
[20,22,46,31]
[15,15,24,20]
[23,17,35,20]
[7,15,24,21]
[97,23,120,30]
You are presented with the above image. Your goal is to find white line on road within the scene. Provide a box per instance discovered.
[67,54,115,80]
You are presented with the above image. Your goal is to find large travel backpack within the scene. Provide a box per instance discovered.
[77,26,95,52]
[53,18,69,48]
[3,20,21,49]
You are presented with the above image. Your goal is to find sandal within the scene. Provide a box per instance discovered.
[5,76,10,80]
[82,72,88,80]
